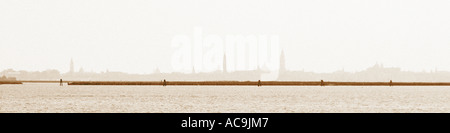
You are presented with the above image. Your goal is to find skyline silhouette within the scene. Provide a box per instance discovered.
[2,52,450,82]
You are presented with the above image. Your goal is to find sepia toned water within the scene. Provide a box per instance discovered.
[1,83,449,113]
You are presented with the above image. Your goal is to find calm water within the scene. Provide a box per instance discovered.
[1,83,449,113]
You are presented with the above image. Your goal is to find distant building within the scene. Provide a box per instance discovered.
[79,67,84,73]
[223,53,227,73]
[154,67,161,74]
[70,58,74,74]
[0,75,17,81]
[365,63,401,73]
[279,50,286,73]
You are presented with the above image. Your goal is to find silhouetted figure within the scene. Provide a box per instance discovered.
[163,79,167,87]
[390,80,393,87]
[258,80,261,87]
[60,79,63,86]
[320,80,324,86]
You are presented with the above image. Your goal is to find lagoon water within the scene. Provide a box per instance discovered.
[1,83,449,113]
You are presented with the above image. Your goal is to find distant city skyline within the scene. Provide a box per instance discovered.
[35,51,450,75]
[0,52,447,75]
[3,51,450,82]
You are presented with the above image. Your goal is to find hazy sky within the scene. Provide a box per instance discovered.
[1,0,450,74]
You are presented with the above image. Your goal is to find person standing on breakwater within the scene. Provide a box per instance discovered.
[60,79,63,86]
[258,80,261,87]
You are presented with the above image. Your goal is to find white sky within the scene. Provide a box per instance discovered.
[1,0,450,74]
